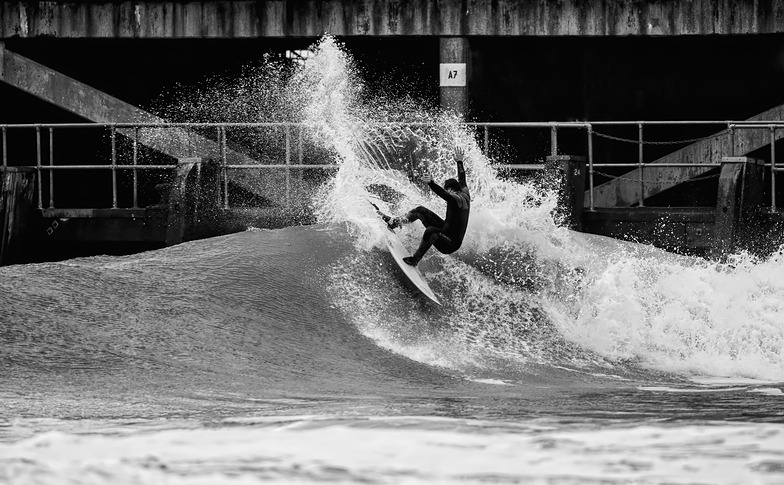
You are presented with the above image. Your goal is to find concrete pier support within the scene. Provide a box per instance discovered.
[711,156,765,257]
[165,158,221,246]
[439,37,469,117]
[0,166,36,265]
[165,159,199,247]
[547,155,586,230]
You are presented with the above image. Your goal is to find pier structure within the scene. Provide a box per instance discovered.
[2,1,784,263]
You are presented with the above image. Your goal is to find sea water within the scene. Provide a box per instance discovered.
[1,36,783,484]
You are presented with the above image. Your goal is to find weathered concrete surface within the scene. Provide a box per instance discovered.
[0,41,158,124]
[2,1,784,38]
[587,103,784,207]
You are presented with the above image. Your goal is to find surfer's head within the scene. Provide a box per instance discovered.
[444,178,460,192]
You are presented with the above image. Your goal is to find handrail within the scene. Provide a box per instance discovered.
[1,119,780,130]
[0,120,780,214]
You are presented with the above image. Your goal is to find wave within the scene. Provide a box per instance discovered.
[286,36,784,383]
[3,36,783,401]
[1,222,783,411]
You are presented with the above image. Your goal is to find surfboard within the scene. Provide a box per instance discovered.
[369,200,441,305]
[381,229,442,305]
[381,227,441,305]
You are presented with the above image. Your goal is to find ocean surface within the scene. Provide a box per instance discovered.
[1,224,783,484]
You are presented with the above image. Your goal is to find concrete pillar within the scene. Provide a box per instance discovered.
[0,167,36,265]
[165,158,199,246]
[165,158,224,246]
[712,156,764,257]
[439,37,469,117]
[547,155,587,230]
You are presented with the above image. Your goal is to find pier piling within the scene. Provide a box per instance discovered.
[711,156,765,257]
[548,155,586,230]
[0,167,36,265]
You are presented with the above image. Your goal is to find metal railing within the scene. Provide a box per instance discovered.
[469,120,783,211]
[1,121,782,213]
[583,120,784,211]
[0,122,338,211]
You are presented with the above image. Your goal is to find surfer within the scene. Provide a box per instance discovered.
[384,146,470,266]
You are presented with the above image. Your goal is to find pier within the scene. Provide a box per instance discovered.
[2,1,784,263]
[1,119,781,263]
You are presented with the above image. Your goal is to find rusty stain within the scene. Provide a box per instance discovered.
[17,4,28,37]
[355,2,370,35]
[502,3,511,31]
[387,1,399,33]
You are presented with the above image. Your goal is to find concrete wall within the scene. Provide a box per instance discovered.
[2,0,784,39]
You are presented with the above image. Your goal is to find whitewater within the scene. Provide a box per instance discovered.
[1,36,784,484]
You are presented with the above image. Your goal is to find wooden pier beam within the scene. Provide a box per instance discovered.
[0,166,35,265]
[547,155,586,230]
[711,156,764,257]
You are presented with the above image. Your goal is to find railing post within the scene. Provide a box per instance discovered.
[638,123,645,207]
[188,126,194,157]
[285,124,291,207]
[484,125,490,159]
[132,127,139,209]
[111,125,117,209]
[221,126,228,209]
[36,126,42,209]
[48,127,54,208]
[2,126,6,167]
[771,126,777,212]
[550,124,558,157]
[587,124,594,211]
[729,124,736,156]
[298,124,303,165]
[298,124,304,195]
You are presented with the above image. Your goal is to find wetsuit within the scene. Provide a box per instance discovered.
[405,160,470,264]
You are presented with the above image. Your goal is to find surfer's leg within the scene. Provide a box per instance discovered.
[402,206,444,228]
[433,234,457,254]
[403,226,442,266]
[378,210,399,230]
[370,202,403,230]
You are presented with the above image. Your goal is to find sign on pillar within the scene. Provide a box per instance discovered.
[439,37,469,118]
[440,63,467,87]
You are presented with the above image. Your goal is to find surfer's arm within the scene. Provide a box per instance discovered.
[427,180,453,202]
[454,147,467,188]
[428,180,468,207]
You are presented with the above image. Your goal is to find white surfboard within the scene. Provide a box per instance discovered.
[382,229,441,305]
[370,219,439,308]
[368,196,440,305]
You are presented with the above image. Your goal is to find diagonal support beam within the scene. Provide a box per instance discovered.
[587,105,784,208]
[0,42,260,192]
